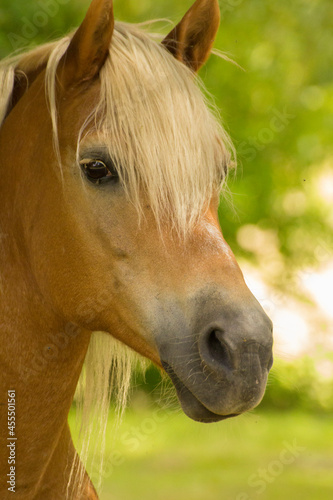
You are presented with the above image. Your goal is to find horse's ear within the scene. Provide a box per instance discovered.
[59,0,114,88]
[162,0,220,72]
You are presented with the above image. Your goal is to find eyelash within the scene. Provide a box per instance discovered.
[79,158,119,185]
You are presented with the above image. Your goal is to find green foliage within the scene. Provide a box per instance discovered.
[261,355,333,413]
[212,0,333,281]
[0,0,86,55]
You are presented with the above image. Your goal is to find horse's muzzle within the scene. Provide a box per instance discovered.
[158,299,273,422]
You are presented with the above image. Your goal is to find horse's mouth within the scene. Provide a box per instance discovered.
[162,361,239,423]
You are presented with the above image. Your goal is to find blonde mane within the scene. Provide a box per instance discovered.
[0,20,235,498]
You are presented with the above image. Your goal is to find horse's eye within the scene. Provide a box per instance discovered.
[80,159,118,185]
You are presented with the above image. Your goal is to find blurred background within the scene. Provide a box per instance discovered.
[1,0,332,498]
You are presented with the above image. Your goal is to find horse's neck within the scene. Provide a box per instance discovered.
[0,247,94,499]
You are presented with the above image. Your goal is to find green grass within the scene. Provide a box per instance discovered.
[69,406,333,500]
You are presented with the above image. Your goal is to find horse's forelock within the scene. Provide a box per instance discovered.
[85,23,234,237]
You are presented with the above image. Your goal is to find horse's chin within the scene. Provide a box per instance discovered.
[162,362,239,423]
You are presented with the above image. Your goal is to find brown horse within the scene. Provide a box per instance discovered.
[0,0,273,498]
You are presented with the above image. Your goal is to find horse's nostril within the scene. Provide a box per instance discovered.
[206,329,233,371]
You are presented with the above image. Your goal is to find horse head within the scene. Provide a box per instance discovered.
[1,0,272,423]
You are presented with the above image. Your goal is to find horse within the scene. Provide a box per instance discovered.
[0,0,273,498]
